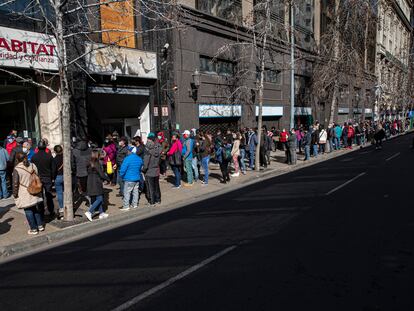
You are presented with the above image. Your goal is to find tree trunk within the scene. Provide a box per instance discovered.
[329,80,338,124]
[55,0,74,221]
[255,0,270,172]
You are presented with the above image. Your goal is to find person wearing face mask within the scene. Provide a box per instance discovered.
[167,133,183,189]
[115,137,129,197]
[5,129,17,155]
[72,138,92,201]
[0,143,9,200]
[22,142,35,162]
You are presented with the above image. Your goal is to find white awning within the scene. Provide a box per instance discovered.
[199,104,242,118]
[255,106,283,116]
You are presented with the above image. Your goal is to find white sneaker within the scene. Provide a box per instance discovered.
[99,213,109,219]
[120,207,130,211]
[231,172,240,177]
[132,206,138,209]
[84,211,93,222]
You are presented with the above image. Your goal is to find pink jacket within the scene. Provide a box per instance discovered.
[103,143,117,165]
[167,140,182,156]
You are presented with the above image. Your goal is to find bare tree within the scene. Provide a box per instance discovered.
[311,0,377,125]
[0,0,185,221]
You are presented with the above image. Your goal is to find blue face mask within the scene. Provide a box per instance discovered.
[8,138,13,143]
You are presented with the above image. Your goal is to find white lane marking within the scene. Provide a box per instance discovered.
[111,245,238,311]
[325,172,366,196]
[385,152,401,162]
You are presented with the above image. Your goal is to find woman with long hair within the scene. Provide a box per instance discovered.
[167,133,183,188]
[84,150,110,221]
[12,152,44,235]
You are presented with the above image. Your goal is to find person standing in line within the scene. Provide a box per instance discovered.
[238,130,247,175]
[199,132,212,185]
[182,130,194,187]
[84,150,109,221]
[31,139,56,218]
[347,123,355,149]
[334,123,342,150]
[13,152,44,234]
[191,130,200,182]
[53,145,64,217]
[143,133,161,205]
[327,123,334,152]
[302,128,311,161]
[231,132,241,177]
[119,146,143,211]
[287,128,297,165]
[318,125,327,154]
[247,128,257,170]
[167,133,183,189]
[9,137,24,167]
[115,137,129,197]
[296,127,303,154]
[102,138,117,186]
[72,138,92,202]
[216,137,232,184]
[157,132,169,177]
[0,144,9,200]
[279,129,289,163]
[311,125,319,158]
[342,122,348,148]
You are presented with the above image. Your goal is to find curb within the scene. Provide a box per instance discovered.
[0,132,411,262]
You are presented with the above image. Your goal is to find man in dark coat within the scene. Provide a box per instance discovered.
[287,128,297,165]
[72,139,92,197]
[31,139,57,217]
[143,132,161,206]
[115,137,129,197]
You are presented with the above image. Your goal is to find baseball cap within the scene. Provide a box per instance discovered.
[182,130,190,135]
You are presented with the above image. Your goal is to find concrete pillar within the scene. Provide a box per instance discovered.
[38,85,62,148]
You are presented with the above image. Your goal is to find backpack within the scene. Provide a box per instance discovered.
[222,144,232,161]
[17,165,43,195]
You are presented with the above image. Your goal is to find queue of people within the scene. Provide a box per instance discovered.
[0,118,406,235]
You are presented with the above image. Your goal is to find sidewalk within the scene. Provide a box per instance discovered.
[0,141,392,260]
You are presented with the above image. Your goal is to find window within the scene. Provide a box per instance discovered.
[200,56,234,76]
[295,0,313,33]
[197,0,242,23]
[257,67,281,84]
[0,0,53,19]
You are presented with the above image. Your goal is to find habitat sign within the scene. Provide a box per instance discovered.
[0,26,58,71]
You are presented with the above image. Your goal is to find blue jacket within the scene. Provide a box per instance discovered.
[0,147,9,171]
[334,126,342,138]
[182,138,193,160]
[119,153,143,182]
[247,132,258,151]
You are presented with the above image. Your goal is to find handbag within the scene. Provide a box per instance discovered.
[106,160,113,175]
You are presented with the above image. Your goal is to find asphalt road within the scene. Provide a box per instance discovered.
[1,134,413,311]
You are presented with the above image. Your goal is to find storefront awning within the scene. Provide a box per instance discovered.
[255,105,283,116]
[199,104,242,118]
[338,107,349,114]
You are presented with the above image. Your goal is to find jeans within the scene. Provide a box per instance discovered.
[249,149,255,169]
[192,157,199,181]
[88,195,103,214]
[171,165,181,187]
[145,176,161,204]
[239,149,246,173]
[0,170,8,199]
[201,156,210,184]
[55,174,64,211]
[319,143,326,154]
[304,145,310,160]
[24,204,43,230]
[328,139,333,152]
[39,178,55,216]
[184,159,193,184]
[123,181,139,208]
[117,173,124,196]
[312,144,318,158]
[333,137,339,150]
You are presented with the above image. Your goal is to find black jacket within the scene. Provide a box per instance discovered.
[87,164,109,196]
[54,154,63,176]
[31,150,57,180]
[72,141,91,178]
[116,145,128,166]
[9,145,23,166]
[287,133,297,149]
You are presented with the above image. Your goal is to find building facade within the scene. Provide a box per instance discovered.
[375,0,413,120]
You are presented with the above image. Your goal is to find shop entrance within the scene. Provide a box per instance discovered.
[87,86,151,145]
[0,85,39,146]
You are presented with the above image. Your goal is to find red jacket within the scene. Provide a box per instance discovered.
[280,132,288,143]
